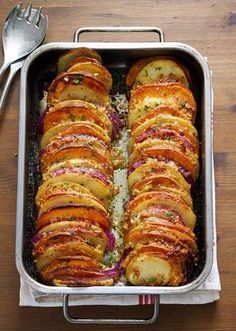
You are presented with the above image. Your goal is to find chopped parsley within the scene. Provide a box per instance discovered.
[72,74,83,85]
[148,276,157,283]
[135,79,142,86]
[70,113,76,122]
[166,211,174,218]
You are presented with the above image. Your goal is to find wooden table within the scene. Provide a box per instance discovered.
[0,0,235,330]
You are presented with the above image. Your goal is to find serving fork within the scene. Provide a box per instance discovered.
[0,3,48,114]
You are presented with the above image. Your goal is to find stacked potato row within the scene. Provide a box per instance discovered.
[123,58,199,286]
[33,48,117,286]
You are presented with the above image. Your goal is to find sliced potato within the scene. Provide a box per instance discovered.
[131,106,189,131]
[35,239,104,271]
[35,181,92,207]
[131,176,193,207]
[50,122,111,148]
[128,83,196,126]
[43,158,112,181]
[41,122,111,149]
[123,243,184,286]
[126,56,190,88]
[68,56,101,68]
[128,159,190,192]
[43,100,112,136]
[47,72,110,108]
[129,139,199,182]
[34,221,107,253]
[41,133,111,172]
[127,57,189,88]
[125,220,197,255]
[57,48,102,73]
[41,144,113,175]
[38,193,108,217]
[129,123,198,154]
[68,62,112,92]
[126,191,196,230]
[131,113,198,140]
[36,205,111,230]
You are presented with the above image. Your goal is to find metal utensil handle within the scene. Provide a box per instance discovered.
[63,294,159,324]
[0,59,23,115]
[73,27,165,42]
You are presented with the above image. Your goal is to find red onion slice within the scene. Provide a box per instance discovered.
[104,228,116,251]
[108,109,121,138]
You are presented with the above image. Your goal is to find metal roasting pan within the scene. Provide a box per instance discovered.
[16,27,214,324]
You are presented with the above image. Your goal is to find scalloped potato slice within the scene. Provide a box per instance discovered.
[47,72,110,108]
[126,56,190,88]
[57,48,102,73]
[128,122,198,154]
[35,181,92,207]
[34,221,107,252]
[35,240,104,271]
[40,174,113,209]
[43,100,112,136]
[51,122,111,148]
[41,121,111,149]
[131,176,193,207]
[128,160,190,192]
[126,191,196,230]
[124,244,184,286]
[37,205,111,230]
[68,62,112,92]
[125,221,197,255]
[41,145,113,175]
[131,58,189,88]
[38,193,108,217]
[128,83,196,126]
[130,139,199,182]
[130,114,198,140]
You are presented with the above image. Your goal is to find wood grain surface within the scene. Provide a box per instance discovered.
[0,0,235,330]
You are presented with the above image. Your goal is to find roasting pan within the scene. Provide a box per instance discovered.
[16,27,214,324]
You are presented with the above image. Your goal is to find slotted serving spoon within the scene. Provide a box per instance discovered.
[0,3,48,113]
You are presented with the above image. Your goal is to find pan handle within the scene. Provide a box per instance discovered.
[63,294,160,325]
[73,27,165,42]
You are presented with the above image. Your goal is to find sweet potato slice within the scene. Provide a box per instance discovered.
[131,106,190,131]
[35,239,104,271]
[50,122,111,148]
[57,48,102,73]
[128,83,196,126]
[41,121,111,149]
[41,134,111,171]
[43,100,112,135]
[35,181,92,207]
[130,139,199,182]
[125,220,197,256]
[129,123,198,154]
[68,62,112,92]
[36,205,111,230]
[126,56,190,88]
[131,176,193,207]
[42,161,113,208]
[47,72,110,108]
[131,113,198,141]
[38,193,108,217]
[128,159,190,192]
[36,220,107,252]
[126,191,196,230]
[41,144,113,175]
